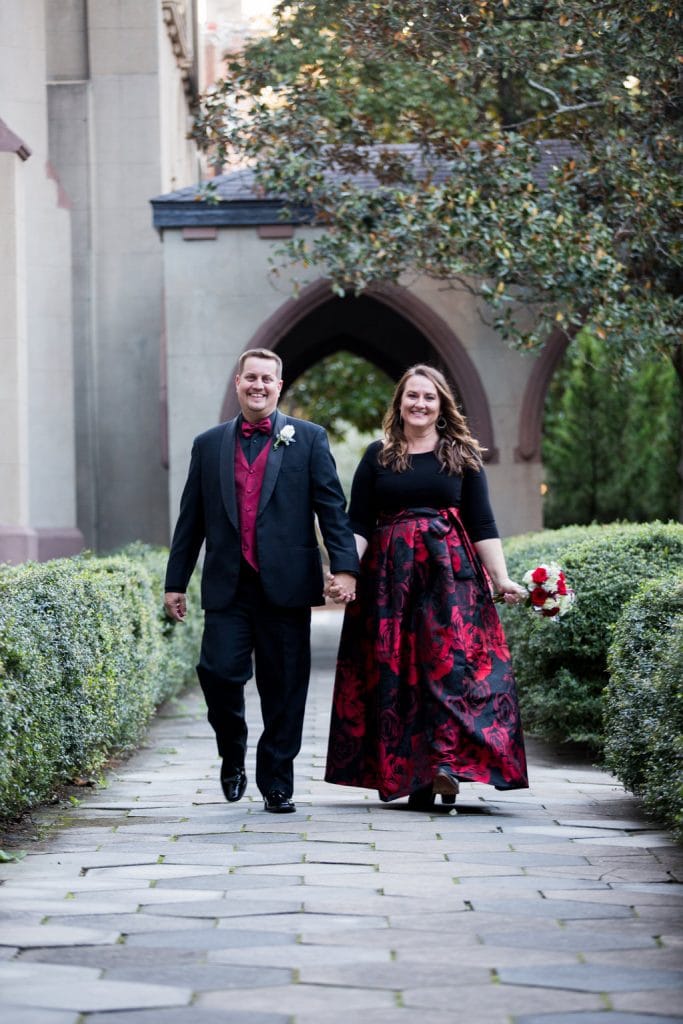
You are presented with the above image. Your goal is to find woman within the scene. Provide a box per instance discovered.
[325,364,528,810]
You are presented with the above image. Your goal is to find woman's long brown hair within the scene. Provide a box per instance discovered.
[378,364,484,474]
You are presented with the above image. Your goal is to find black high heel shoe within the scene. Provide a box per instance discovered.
[433,765,460,805]
[408,768,460,812]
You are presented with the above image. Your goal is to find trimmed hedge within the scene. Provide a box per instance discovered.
[0,544,201,820]
[604,572,683,840]
[501,522,683,751]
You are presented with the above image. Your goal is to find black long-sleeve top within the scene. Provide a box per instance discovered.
[348,440,499,543]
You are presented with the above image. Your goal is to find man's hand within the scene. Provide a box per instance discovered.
[164,591,187,621]
[325,571,356,605]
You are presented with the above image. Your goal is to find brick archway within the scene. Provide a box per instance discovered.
[220,279,498,462]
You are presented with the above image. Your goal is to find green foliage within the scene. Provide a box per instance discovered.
[0,546,201,820]
[604,572,683,840]
[195,0,683,366]
[543,330,682,526]
[280,351,394,439]
[501,521,683,750]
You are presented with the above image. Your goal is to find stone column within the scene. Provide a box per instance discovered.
[0,123,36,563]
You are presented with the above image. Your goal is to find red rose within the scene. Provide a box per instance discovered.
[556,578,568,595]
[530,587,548,607]
[531,566,548,584]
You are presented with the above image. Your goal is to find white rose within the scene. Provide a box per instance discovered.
[274,424,296,449]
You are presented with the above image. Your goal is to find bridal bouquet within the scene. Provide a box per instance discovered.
[522,563,575,619]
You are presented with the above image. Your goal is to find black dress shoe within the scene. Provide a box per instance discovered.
[264,789,296,813]
[220,765,247,803]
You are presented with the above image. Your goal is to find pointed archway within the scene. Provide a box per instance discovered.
[220,279,497,462]
[515,323,581,463]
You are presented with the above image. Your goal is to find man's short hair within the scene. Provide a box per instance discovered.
[238,348,283,379]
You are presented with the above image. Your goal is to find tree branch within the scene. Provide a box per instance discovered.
[526,77,568,108]
[505,80,606,130]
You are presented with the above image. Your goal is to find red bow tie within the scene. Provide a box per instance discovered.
[241,417,272,438]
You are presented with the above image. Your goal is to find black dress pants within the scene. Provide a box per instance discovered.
[196,561,311,798]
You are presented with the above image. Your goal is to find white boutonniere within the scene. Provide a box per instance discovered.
[273,424,296,449]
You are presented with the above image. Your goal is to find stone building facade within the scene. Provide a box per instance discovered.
[0,0,200,562]
[2,0,563,564]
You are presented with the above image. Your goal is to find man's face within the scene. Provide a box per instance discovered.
[235,356,283,422]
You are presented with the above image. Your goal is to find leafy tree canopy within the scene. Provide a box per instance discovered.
[194,0,682,367]
[542,331,681,526]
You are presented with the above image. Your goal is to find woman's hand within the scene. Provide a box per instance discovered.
[496,578,527,605]
[474,539,526,606]
[325,571,356,604]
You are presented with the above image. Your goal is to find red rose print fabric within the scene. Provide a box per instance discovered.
[325,508,529,799]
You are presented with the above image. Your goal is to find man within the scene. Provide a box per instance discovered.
[164,349,358,813]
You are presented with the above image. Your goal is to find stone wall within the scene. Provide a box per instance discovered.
[0,0,80,562]
[0,0,201,560]
[45,0,200,551]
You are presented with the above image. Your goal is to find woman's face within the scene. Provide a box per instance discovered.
[399,374,441,432]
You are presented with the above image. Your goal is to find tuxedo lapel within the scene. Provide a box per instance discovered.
[219,419,239,529]
[258,409,286,514]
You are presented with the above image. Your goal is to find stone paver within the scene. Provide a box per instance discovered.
[1,610,682,1024]
[516,1015,683,1024]
[86,1012,287,1024]
[0,1011,80,1024]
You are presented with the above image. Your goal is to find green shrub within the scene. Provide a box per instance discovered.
[117,543,203,706]
[0,546,201,820]
[604,572,683,840]
[501,521,683,751]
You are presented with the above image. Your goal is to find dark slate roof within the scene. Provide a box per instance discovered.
[151,140,577,229]
[150,167,309,228]
[153,167,259,202]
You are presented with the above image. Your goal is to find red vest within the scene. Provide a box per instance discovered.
[234,442,270,571]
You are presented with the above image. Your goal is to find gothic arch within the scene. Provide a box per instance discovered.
[515,324,581,462]
[220,279,498,462]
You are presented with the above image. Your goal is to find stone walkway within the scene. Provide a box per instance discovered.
[1,611,682,1024]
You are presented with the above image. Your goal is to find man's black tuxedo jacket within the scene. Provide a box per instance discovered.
[165,410,359,609]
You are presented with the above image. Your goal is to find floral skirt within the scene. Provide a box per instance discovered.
[325,508,528,800]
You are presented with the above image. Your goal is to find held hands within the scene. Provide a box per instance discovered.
[325,571,356,605]
[164,591,187,622]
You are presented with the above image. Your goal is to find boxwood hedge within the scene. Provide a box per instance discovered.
[604,571,683,840]
[0,544,201,820]
[501,522,683,751]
